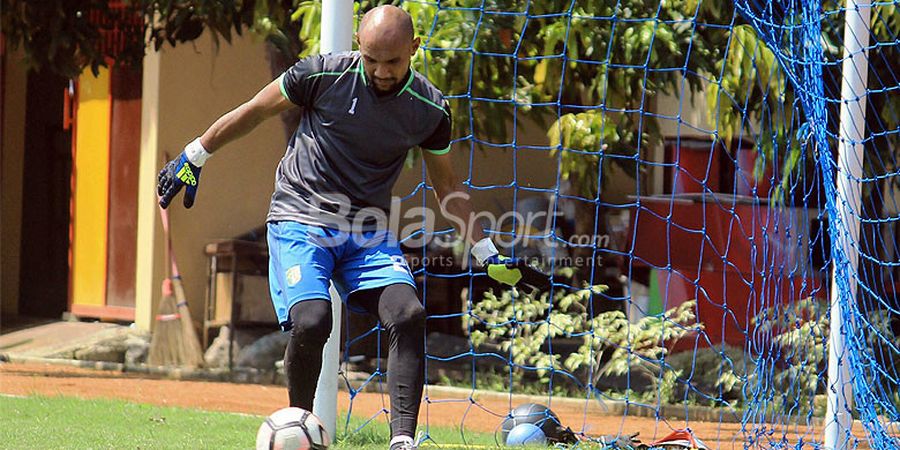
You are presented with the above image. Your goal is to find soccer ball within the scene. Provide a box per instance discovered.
[499,403,560,443]
[256,407,331,450]
[506,423,547,446]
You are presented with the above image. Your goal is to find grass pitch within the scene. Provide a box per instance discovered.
[0,394,506,449]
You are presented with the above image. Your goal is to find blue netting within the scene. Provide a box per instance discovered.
[321,1,900,448]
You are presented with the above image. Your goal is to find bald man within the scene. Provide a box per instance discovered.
[156,5,521,450]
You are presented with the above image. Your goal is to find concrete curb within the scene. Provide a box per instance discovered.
[0,354,280,384]
[423,384,747,424]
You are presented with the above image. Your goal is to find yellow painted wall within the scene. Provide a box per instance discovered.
[1,47,28,318]
[71,67,111,307]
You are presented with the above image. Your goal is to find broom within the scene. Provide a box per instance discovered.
[146,278,182,366]
[147,204,205,368]
[164,204,205,367]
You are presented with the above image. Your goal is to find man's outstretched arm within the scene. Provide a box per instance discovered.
[422,150,485,245]
[198,78,294,153]
[424,150,551,289]
[157,79,294,209]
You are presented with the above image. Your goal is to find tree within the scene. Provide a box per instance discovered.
[1,0,303,78]
[712,3,900,202]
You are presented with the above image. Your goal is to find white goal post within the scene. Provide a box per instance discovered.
[313,0,354,441]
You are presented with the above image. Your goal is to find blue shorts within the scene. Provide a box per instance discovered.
[266,221,416,330]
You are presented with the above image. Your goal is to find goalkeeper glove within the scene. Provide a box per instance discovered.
[471,238,551,290]
[157,138,211,209]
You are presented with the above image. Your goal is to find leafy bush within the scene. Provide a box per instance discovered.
[464,284,703,404]
[666,345,752,407]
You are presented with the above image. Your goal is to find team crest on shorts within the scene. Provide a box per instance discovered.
[285,265,302,286]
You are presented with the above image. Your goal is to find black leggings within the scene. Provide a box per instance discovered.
[283,283,425,439]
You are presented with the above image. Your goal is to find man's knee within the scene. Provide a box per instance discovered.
[383,286,425,332]
[289,299,332,343]
[395,302,425,331]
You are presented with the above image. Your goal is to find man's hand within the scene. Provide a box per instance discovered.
[485,256,552,290]
[158,153,202,209]
[471,238,551,290]
[157,139,210,209]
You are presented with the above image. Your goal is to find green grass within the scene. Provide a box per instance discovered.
[335,411,501,449]
[0,394,508,449]
[1,394,261,449]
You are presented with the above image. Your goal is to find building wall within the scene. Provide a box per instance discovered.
[653,87,716,194]
[657,87,715,139]
[1,47,27,318]
[135,31,287,330]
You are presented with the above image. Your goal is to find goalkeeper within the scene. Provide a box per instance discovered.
[157,5,541,450]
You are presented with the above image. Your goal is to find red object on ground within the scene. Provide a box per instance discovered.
[648,428,710,449]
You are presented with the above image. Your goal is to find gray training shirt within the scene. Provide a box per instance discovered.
[267,51,451,231]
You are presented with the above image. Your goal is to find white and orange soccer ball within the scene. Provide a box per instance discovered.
[256,407,331,450]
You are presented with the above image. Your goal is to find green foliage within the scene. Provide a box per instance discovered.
[289,0,724,189]
[763,298,829,397]
[665,345,752,407]
[709,22,806,202]
[530,0,726,197]
[717,298,829,414]
[291,0,514,145]
[146,1,248,51]
[547,111,627,199]
[464,284,702,404]
[590,301,702,404]
[708,24,790,151]
[713,4,900,200]
[533,0,720,103]
[715,298,900,416]
[145,0,306,60]
[862,307,900,419]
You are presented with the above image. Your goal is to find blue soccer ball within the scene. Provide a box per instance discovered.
[499,403,561,443]
[506,423,547,446]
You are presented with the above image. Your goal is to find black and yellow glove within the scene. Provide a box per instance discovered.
[157,138,210,209]
[471,238,551,290]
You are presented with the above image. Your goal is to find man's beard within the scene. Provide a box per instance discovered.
[373,78,400,95]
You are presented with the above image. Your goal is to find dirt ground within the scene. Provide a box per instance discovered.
[0,362,866,448]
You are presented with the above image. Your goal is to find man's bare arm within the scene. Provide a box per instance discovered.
[157,78,294,209]
[199,78,294,153]
[422,150,486,244]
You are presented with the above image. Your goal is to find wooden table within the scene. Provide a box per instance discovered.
[203,239,269,369]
